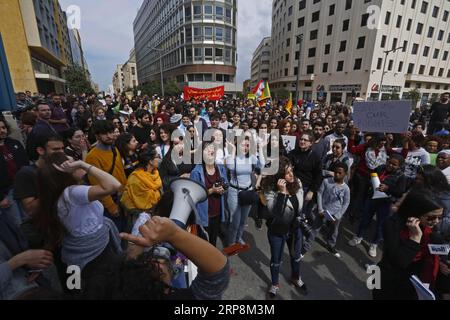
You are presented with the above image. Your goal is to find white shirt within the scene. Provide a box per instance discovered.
[443,167,450,184]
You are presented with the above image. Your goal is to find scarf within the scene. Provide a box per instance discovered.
[365,147,387,170]
[400,226,440,288]
[122,168,162,211]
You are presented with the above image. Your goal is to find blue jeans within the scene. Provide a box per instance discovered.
[227,187,252,246]
[1,189,25,227]
[357,198,392,245]
[268,228,303,285]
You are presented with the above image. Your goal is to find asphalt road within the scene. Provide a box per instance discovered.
[220,216,379,300]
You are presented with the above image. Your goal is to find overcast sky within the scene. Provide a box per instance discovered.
[59,0,272,91]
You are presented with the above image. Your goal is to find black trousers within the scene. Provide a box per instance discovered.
[206,215,221,247]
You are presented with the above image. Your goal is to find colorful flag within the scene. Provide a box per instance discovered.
[259,81,271,101]
[285,93,293,115]
[252,80,265,98]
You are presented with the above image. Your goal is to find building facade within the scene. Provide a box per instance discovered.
[270,0,450,104]
[112,64,124,94]
[133,0,239,94]
[0,0,75,94]
[122,49,139,91]
[251,37,271,88]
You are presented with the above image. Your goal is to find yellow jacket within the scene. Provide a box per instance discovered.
[85,147,127,214]
[121,168,162,211]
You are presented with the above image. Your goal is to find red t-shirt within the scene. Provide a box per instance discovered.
[204,167,221,218]
[0,144,18,181]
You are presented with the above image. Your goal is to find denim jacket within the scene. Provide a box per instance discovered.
[190,165,229,227]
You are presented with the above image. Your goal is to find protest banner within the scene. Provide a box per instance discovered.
[352,100,411,133]
[281,135,297,153]
[183,86,225,101]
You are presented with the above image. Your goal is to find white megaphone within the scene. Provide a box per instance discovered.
[169,178,208,228]
[371,173,390,200]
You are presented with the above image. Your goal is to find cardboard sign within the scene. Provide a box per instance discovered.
[353,100,411,133]
[183,86,225,101]
[410,275,436,300]
[428,244,450,256]
[281,135,297,153]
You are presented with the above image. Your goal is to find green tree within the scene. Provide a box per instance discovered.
[165,80,181,97]
[64,65,94,94]
[408,89,421,109]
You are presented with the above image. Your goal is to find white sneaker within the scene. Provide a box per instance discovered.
[369,244,378,258]
[348,236,363,247]
[268,285,279,298]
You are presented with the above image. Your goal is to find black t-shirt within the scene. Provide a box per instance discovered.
[430,102,450,123]
[13,165,38,200]
[130,125,152,145]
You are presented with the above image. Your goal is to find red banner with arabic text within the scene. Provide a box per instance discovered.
[183,86,225,101]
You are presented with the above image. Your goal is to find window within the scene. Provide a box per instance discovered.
[285,53,289,62]
[381,35,387,48]
[444,10,449,22]
[307,65,314,74]
[308,47,316,57]
[215,6,224,19]
[432,6,439,18]
[287,38,291,47]
[407,19,412,31]
[287,23,291,31]
[329,4,335,16]
[205,48,213,61]
[339,40,347,52]
[323,63,328,73]
[421,1,428,14]
[412,43,419,54]
[345,0,352,10]
[194,47,202,61]
[310,29,318,40]
[433,49,439,59]
[337,61,344,72]
[419,65,425,74]
[416,23,423,35]
[288,6,293,16]
[357,36,365,49]
[402,41,408,52]
[361,13,369,27]
[396,15,402,28]
[385,11,391,25]
[398,61,403,72]
[444,51,449,61]
[392,38,398,50]
[354,58,362,70]
[215,27,223,41]
[204,26,213,40]
[312,11,320,22]
[215,48,223,61]
[429,66,435,76]
[377,58,383,70]
[299,0,306,10]
[428,26,435,38]
[298,17,305,27]
[204,5,213,19]
[423,46,430,57]
[439,68,444,77]
[285,68,288,76]
[327,24,333,35]
[324,44,330,55]
[343,19,349,31]
[438,30,444,41]
[388,60,393,71]
[407,63,415,74]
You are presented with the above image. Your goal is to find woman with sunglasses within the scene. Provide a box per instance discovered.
[373,187,444,300]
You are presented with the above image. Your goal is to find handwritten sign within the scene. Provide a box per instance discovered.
[282,136,297,153]
[353,100,411,133]
[183,86,225,101]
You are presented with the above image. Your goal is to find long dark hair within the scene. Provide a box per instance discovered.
[261,157,300,195]
[397,187,444,222]
[116,133,135,160]
[416,164,450,194]
[35,153,77,250]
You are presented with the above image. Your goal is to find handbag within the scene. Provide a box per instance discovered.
[269,195,295,235]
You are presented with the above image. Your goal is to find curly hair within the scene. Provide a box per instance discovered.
[261,157,300,195]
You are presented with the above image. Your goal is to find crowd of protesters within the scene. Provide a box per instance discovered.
[0,89,450,300]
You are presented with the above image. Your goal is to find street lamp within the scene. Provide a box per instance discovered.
[295,34,304,106]
[148,46,165,97]
[378,46,404,101]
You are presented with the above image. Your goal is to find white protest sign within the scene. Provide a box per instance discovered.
[428,244,450,256]
[353,100,411,133]
[137,90,142,96]
[282,136,297,153]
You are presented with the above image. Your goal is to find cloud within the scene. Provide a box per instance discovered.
[59,0,272,90]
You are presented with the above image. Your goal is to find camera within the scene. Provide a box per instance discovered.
[214,178,229,191]
[295,216,314,238]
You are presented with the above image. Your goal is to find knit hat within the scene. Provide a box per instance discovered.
[438,150,450,157]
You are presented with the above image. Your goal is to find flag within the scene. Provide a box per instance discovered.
[252,80,265,98]
[285,93,293,115]
[259,81,271,101]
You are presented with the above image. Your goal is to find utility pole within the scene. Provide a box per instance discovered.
[148,46,165,97]
[378,46,404,101]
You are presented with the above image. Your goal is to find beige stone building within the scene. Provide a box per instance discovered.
[251,37,271,88]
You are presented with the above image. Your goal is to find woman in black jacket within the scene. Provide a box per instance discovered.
[373,187,444,300]
[0,117,29,226]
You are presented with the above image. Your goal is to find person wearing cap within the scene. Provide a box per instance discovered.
[437,150,450,184]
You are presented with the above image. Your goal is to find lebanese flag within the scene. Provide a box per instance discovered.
[252,80,265,98]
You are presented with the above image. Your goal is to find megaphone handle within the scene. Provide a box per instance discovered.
[185,193,210,243]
